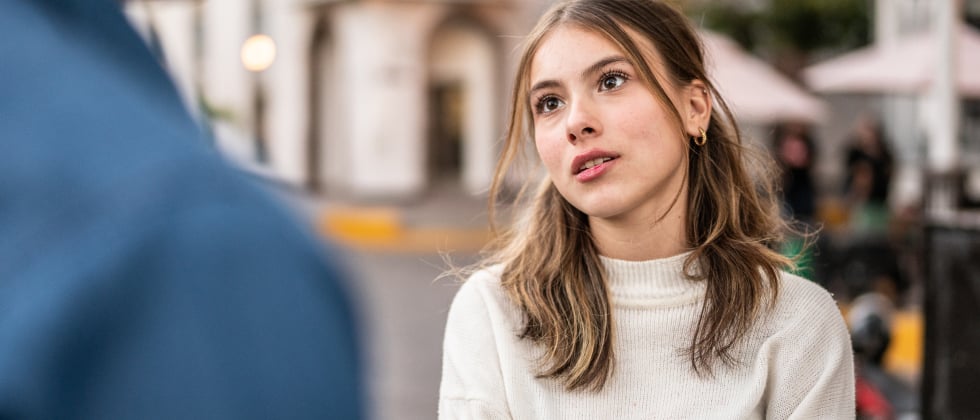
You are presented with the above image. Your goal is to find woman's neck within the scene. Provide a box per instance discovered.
[588,202,688,261]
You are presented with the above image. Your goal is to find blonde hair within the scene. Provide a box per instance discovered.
[482,0,794,392]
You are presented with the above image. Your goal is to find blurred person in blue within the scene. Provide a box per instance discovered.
[0,0,363,418]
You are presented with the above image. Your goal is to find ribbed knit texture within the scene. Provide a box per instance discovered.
[439,253,855,419]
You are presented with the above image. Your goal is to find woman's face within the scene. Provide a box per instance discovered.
[529,25,701,224]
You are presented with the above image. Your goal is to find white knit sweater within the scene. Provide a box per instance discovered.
[439,253,855,419]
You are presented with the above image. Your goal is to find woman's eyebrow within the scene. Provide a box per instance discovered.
[529,55,630,97]
[529,79,561,97]
[580,55,629,80]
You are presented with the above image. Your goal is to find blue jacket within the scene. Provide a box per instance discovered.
[0,0,363,418]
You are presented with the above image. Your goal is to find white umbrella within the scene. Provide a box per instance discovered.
[701,30,827,124]
[803,23,980,97]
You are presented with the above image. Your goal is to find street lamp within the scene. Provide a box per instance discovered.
[241,33,276,72]
[241,33,276,163]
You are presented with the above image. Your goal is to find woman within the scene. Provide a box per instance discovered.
[439,1,854,418]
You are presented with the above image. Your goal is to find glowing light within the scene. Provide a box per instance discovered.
[241,34,276,72]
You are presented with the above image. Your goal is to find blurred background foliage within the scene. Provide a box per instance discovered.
[688,0,871,77]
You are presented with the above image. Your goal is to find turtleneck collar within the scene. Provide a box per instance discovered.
[599,252,705,307]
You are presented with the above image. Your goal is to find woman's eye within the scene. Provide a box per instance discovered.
[536,96,564,114]
[599,73,627,91]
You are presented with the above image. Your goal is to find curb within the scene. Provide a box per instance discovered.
[318,206,493,253]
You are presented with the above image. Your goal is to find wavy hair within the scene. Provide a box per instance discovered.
[482,0,794,391]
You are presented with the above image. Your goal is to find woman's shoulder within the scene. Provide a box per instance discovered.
[774,272,841,311]
[770,271,847,329]
[454,264,506,299]
[447,264,514,317]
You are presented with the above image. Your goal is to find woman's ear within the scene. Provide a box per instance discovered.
[683,80,712,137]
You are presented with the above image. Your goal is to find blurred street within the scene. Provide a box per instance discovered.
[125,0,980,415]
[276,184,488,420]
[346,251,475,420]
[269,181,930,420]
[5,0,979,417]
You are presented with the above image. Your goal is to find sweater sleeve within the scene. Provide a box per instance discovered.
[439,274,513,420]
[766,284,856,419]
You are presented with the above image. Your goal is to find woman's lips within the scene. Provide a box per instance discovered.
[571,150,619,173]
[577,156,614,173]
[571,150,619,182]
[575,159,616,182]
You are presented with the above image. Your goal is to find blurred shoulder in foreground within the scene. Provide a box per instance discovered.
[0,0,363,418]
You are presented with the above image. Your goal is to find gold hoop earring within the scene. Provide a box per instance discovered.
[694,127,707,146]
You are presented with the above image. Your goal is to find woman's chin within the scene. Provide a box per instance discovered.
[571,200,628,222]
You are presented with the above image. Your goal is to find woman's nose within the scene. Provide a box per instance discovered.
[565,98,602,143]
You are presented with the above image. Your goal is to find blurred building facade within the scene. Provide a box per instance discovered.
[124,0,549,199]
[868,0,979,211]
[122,0,980,206]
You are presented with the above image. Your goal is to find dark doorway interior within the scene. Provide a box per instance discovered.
[307,12,329,192]
[428,81,464,184]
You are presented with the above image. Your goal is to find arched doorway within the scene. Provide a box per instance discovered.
[427,18,498,193]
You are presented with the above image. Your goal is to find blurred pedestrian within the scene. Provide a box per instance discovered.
[774,123,818,223]
[844,115,894,234]
[772,123,819,280]
[439,1,854,418]
[840,115,902,300]
[0,0,363,418]
[849,292,919,418]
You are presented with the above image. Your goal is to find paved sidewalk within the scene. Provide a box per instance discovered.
[297,186,498,253]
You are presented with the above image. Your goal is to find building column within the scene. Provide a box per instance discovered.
[125,2,199,115]
[926,0,961,216]
[264,0,314,185]
[332,3,436,198]
[201,0,255,163]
